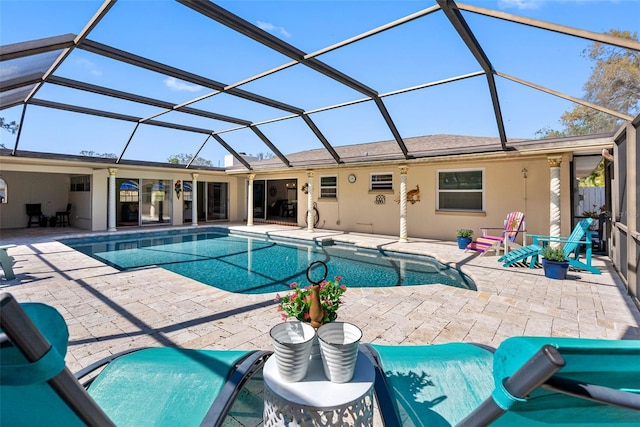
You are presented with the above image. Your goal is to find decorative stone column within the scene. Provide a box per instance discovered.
[191,173,199,226]
[548,157,562,240]
[399,166,408,242]
[108,168,117,232]
[247,174,255,226]
[307,172,314,233]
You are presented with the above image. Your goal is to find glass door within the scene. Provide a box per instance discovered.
[207,182,228,220]
[116,178,139,226]
[252,180,266,220]
[141,179,171,225]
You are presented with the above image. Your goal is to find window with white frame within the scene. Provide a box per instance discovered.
[370,173,393,191]
[319,175,337,198]
[70,175,91,192]
[437,169,484,211]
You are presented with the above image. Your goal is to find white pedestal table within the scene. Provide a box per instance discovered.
[263,350,375,426]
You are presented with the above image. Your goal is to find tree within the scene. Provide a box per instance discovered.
[579,160,605,187]
[255,152,275,160]
[1,117,19,134]
[167,153,213,166]
[79,150,117,158]
[538,30,640,138]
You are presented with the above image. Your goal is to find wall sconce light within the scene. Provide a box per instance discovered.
[521,168,528,178]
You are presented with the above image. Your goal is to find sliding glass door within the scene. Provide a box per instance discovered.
[207,182,228,220]
[141,179,171,225]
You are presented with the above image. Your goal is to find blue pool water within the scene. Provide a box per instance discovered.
[61,228,475,294]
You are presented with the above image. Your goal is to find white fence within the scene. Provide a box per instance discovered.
[577,187,605,216]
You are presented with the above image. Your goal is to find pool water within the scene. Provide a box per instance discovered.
[61,228,475,294]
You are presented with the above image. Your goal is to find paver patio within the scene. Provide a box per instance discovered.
[1,223,639,425]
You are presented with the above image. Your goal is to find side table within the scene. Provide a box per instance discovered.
[263,350,375,426]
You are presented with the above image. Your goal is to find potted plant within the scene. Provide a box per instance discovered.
[276,276,346,324]
[541,246,569,279]
[276,275,347,360]
[456,229,473,249]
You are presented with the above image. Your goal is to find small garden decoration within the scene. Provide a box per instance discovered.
[276,276,347,325]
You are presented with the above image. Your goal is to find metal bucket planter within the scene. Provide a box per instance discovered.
[270,321,316,382]
[317,322,362,383]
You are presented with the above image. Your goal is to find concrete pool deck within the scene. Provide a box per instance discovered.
[1,223,639,424]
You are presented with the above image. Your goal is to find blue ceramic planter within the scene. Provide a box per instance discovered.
[542,258,569,280]
[457,237,472,249]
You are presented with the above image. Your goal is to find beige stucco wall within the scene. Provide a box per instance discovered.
[0,151,576,240]
[245,154,572,242]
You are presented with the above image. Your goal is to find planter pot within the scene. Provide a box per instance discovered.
[457,237,472,249]
[270,321,316,382]
[542,258,569,280]
[317,322,362,383]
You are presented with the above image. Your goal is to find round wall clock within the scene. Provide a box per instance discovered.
[348,174,356,183]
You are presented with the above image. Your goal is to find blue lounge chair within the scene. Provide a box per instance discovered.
[0,293,270,426]
[365,336,640,426]
[498,218,600,274]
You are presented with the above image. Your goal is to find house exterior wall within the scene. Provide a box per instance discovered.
[246,154,572,242]
[0,150,587,242]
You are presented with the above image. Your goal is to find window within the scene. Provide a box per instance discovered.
[370,173,393,191]
[70,175,91,192]
[437,169,484,211]
[319,175,337,198]
[0,178,6,203]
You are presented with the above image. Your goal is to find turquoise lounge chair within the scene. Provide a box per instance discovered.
[498,218,600,274]
[365,336,640,426]
[0,293,270,426]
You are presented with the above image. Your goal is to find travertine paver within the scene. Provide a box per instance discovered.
[1,224,639,425]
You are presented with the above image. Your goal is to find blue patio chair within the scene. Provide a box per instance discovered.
[498,218,600,274]
[364,336,640,426]
[0,292,270,427]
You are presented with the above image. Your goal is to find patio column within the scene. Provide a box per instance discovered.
[548,157,562,241]
[247,174,255,226]
[307,172,314,233]
[191,173,198,226]
[399,166,408,242]
[108,168,117,232]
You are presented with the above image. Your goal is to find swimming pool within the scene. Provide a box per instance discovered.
[61,228,475,294]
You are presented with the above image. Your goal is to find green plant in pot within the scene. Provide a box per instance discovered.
[541,245,569,280]
[456,229,473,249]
